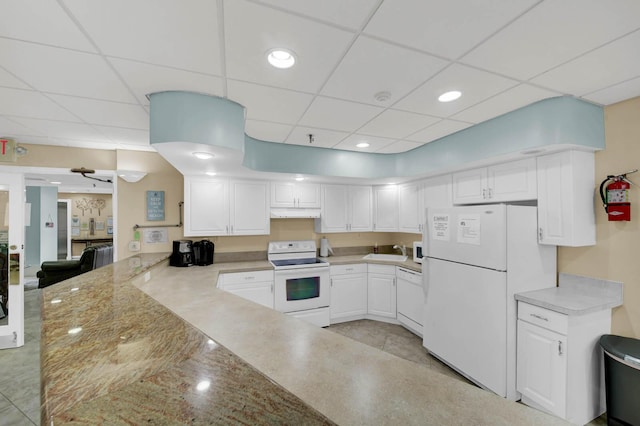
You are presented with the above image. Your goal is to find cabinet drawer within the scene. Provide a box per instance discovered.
[367,264,396,275]
[331,263,367,275]
[396,267,422,285]
[219,270,273,285]
[518,302,568,335]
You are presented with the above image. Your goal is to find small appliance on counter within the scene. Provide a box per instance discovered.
[193,239,215,265]
[170,240,194,267]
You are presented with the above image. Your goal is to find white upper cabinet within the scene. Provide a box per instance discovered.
[398,181,423,234]
[453,158,537,204]
[536,150,595,246]
[423,174,453,211]
[184,176,269,236]
[316,184,372,233]
[373,185,398,232]
[184,177,229,236]
[271,182,320,208]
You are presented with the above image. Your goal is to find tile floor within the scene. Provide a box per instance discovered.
[0,290,608,426]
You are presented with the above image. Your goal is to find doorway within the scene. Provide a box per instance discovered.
[57,200,71,260]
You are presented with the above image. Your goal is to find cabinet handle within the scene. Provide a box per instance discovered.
[558,341,563,356]
[530,313,548,322]
[271,284,273,294]
[346,268,353,272]
[330,278,333,287]
[393,278,396,286]
[226,225,229,234]
[488,188,493,199]
[244,276,255,280]
[482,189,486,199]
[231,225,234,234]
[538,228,543,241]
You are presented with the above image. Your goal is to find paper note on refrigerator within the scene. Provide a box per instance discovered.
[431,214,450,241]
[457,214,481,245]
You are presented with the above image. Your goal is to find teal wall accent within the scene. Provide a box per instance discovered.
[150,91,246,151]
[150,93,605,179]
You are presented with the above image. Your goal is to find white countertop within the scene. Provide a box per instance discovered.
[515,273,623,315]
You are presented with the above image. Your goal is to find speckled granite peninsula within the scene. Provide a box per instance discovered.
[42,252,569,425]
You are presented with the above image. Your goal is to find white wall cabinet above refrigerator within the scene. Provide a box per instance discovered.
[373,185,398,232]
[536,150,595,246]
[452,158,537,204]
[271,182,321,208]
[184,177,270,236]
[315,185,372,233]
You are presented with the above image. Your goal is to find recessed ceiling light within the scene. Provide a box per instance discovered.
[205,171,217,176]
[438,90,462,102]
[356,142,370,148]
[267,49,296,69]
[193,152,214,160]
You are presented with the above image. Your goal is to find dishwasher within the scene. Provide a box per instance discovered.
[396,267,423,336]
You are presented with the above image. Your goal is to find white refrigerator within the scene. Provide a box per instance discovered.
[422,204,556,400]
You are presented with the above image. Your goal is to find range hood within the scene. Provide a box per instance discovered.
[270,208,321,219]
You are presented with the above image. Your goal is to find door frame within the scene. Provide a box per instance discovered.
[58,199,72,260]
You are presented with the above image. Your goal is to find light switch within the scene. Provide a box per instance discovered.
[129,241,141,251]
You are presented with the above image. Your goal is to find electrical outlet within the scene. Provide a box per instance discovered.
[129,241,141,251]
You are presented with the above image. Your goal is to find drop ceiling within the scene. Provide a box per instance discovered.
[1,0,640,181]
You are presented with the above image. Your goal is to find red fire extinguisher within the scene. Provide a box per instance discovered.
[599,170,637,221]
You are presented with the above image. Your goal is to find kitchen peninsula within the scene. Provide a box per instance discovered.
[41,253,568,425]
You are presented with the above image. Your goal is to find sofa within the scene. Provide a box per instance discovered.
[37,244,113,288]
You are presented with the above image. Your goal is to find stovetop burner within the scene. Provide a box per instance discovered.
[271,258,327,267]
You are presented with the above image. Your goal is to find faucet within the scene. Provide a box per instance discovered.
[393,244,407,256]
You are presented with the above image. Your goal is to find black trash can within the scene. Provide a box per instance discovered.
[599,334,640,426]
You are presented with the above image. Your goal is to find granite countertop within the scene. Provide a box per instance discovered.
[41,252,566,425]
[515,273,623,316]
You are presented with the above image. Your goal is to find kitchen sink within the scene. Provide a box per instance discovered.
[362,254,408,262]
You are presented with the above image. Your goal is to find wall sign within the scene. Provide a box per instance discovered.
[146,191,165,221]
[0,138,16,163]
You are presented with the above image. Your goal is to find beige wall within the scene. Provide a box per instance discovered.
[558,96,640,338]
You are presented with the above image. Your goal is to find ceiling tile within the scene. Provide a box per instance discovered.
[299,97,384,132]
[530,30,640,97]
[0,0,96,52]
[63,0,221,74]
[321,36,449,106]
[245,120,293,143]
[0,67,30,90]
[0,87,80,121]
[332,134,397,152]
[376,140,423,154]
[461,0,640,80]
[582,76,640,106]
[0,39,136,102]
[224,0,354,93]
[357,109,440,139]
[364,0,539,59]
[9,117,111,142]
[452,84,558,124]
[285,126,349,148]
[0,116,44,136]
[394,64,518,117]
[49,95,148,129]
[254,0,379,30]
[406,120,472,144]
[227,80,314,124]
[93,125,149,146]
[110,58,225,105]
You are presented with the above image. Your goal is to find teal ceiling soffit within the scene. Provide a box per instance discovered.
[150,92,604,179]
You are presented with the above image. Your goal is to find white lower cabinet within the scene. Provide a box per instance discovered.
[396,267,423,336]
[517,302,609,425]
[367,264,396,320]
[330,264,367,324]
[217,270,274,309]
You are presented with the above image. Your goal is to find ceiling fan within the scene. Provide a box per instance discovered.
[70,167,113,184]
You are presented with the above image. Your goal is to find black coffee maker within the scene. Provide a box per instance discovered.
[170,240,194,267]
[193,239,215,266]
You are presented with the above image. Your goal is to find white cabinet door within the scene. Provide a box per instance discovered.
[184,177,229,236]
[489,158,537,202]
[368,270,396,318]
[317,184,348,233]
[517,319,567,418]
[373,185,398,232]
[452,167,487,204]
[423,174,453,210]
[271,182,320,208]
[348,185,372,232]
[452,158,537,204]
[316,185,371,233]
[537,150,595,246]
[330,267,367,322]
[398,181,423,233]
[221,282,274,308]
[230,180,270,235]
